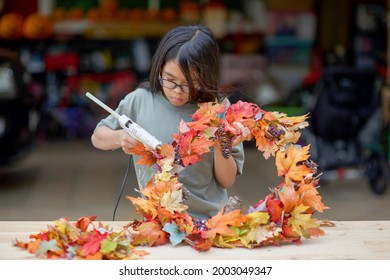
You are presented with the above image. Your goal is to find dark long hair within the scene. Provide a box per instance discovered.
[141,25,221,103]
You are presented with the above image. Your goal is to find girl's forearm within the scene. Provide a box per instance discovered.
[91,126,123,150]
[213,141,237,188]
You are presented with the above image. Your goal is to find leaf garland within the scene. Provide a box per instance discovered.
[14,216,148,259]
[14,100,329,259]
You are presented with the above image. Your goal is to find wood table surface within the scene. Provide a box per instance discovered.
[0,220,389,260]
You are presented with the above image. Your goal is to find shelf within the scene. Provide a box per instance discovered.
[53,20,191,39]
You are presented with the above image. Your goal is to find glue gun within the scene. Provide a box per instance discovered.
[86,92,162,150]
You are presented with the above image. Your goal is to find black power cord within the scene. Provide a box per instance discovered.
[112,155,132,221]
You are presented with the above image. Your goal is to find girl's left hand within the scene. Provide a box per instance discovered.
[232,122,252,147]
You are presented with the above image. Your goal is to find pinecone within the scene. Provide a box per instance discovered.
[216,127,232,159]
[181,186,191,203]
[223,195,242,213]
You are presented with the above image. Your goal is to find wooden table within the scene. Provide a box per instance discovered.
[0,220,389,260]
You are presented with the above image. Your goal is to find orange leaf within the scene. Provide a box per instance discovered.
[251,124,278,159]
[85,251,103,260]
[132,220,168,246]
[126,196,158,219]
[130,143,157,166]
[158,144,175,161]
[297,181,329,213]
[27,239,41,254]
[277,183,299,213]
[203,209,249,240]
[76,216,96,232]
[191,100,226,122]
[177,130,214,166]
[275,145,311,182]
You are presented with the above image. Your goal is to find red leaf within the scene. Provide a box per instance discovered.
[77,230,108,257]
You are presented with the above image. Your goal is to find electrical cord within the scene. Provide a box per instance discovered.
[112,155,132,221]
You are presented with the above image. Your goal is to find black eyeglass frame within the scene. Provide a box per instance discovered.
[158,76,191,94]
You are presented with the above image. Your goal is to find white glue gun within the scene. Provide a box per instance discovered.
[86,92,162,150]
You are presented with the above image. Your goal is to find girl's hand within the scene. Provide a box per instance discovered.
[232,122,252,147]
[119,130,140,155]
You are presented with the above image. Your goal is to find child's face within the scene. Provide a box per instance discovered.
[160,60,193,106]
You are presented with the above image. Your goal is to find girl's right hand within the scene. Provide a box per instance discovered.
[120,130,140,155]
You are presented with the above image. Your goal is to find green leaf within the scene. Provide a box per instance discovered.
[100,240,117,254]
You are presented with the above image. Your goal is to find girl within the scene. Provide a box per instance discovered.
[91,25,250,219]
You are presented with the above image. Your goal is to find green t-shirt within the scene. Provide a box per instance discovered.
[96,88,245,218]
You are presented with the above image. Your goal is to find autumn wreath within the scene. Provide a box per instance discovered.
[15,100,329,259]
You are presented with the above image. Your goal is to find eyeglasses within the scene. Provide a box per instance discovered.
[159,76,190,94]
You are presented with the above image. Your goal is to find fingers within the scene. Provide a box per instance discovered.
[234,122,251,140]
[232,122,252,146]
[120,131,139,155]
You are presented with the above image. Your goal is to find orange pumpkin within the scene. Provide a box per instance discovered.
[0,13,24,39]
[23,13,53,39]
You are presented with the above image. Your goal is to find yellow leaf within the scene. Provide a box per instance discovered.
[160,189,188,214]
[288,204,320,236]
[248,225,281,244]
[246,212,270,228]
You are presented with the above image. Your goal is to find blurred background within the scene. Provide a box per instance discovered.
[1,0,390,222]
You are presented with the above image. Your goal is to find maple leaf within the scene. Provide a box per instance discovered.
[191,100,226,122]
[162,221,186,246]
[27,239,41,254]
[173,211,195,234]
[275,145,312,182]
[158,144,176,161]
[225,100,261,129]
[212,234,240,248]
[54,218,80,242]
[185,234,213,251]
[244,224,282,246]
[160,189,188,214]
[287,204,320,237]
[100,239,117,255]
[276,113,309,129]
[302,226,325,238]
[155,159,175,182]
[130,143,157,166]
[266,197,284,222]
[126,196,159,219]
[277,183,299,214]
[245,211,270,229]
[186,101,225,133]
[131,220,168,246]
[153,177,182,198]
[251,124,279,159]
[203,209,250,240]
[35,239,62,258]
[77,230,108,257]
[85,252,103,260]
[76,216,97,232]
[177,131,215,166]
[297,181,329,213]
